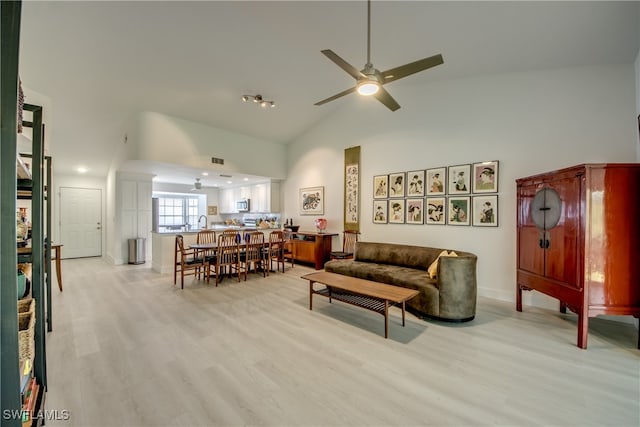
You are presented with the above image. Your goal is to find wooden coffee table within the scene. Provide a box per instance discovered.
[301,271,419,338]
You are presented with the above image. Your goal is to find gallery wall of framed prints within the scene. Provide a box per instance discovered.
[372,160,499,227]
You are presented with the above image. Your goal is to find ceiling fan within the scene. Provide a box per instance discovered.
[315,0,444,111]
[190,178,202,192]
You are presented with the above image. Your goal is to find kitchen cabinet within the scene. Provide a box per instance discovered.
[516,164,640,349]
[118,174,153,261]
[221,182,281,214]
[250,181,280,213]
[220,188,236,213]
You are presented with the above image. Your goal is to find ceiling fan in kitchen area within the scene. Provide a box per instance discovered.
[315,0,444,111]
[190,178,202,192]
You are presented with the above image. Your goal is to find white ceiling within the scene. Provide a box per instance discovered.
[18,1,639,187]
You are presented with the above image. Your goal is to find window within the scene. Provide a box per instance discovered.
[156,195,203,229]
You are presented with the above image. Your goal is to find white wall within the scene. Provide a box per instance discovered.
[133,112,287,179]
[285,64,637,309]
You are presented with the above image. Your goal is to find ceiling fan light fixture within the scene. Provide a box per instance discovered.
[357,80,380,96]
[242,94,275,108]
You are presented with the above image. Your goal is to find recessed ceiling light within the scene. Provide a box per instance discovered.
[243,177,249,181]
[227,180,232,184]
[202,172,209,176]
[76,167,88,173]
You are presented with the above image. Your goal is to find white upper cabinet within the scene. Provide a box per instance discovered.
[221,181,280,214]
[250,181,280,213]
[219,188,236,213]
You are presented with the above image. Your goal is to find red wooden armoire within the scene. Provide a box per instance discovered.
[516,164,640,349]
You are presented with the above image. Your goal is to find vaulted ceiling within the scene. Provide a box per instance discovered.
[18,1,640,185]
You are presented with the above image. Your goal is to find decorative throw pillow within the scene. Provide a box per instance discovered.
[427,250,458,279]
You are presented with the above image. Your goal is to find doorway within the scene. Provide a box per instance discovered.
[60,187,102,258]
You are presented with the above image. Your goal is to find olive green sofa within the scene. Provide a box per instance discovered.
[324,241,477,322]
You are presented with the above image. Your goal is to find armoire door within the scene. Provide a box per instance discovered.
[543,171,581,289]
[517,169,581,289]
[517,182,545,276]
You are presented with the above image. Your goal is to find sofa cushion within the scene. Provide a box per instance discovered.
[427,250,458,279]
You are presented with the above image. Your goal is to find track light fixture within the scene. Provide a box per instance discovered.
[241,94,275,108]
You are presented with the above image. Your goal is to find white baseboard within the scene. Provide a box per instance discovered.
[478,286,639,328]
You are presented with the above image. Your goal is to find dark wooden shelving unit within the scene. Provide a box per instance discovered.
[2,2,51,425]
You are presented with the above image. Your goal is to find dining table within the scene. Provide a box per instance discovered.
[189,236,280,277]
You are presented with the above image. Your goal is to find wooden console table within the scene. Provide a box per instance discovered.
[291,231,337,269]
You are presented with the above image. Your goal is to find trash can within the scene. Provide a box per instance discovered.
[128,238,146,265]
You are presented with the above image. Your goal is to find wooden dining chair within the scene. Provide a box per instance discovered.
[239,231,266,280]
[174,234,205,289]
[196,229,217,262]
[282,229,295,269]
[330,230,360,260]
[264,230,286,274]
[209,233,240,286]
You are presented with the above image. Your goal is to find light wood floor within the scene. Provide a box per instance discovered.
[45,257,639,427]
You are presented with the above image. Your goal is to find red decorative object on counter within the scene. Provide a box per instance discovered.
[314,218,327,233]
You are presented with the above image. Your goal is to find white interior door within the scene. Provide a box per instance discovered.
[60,187,102,258]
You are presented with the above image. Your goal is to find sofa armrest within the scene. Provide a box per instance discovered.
[436,255,477,320]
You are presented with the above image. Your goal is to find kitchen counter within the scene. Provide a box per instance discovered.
[153,225,280,234]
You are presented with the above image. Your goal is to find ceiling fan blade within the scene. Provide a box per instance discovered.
[321,49,365,80]
[381,54,444,84]
[374,87,401,111]
[314,87,357,106]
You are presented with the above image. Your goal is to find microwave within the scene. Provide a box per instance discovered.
[236,199,250,212]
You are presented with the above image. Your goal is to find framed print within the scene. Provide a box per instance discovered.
[389,172,405,198]
[447,196,470,226]
[389,200,405,223]
[373,174,388,199]
[472,161,499,193]
[300,186,324,215]
[472,195,498,227]
[406,198,424,224]
[406,170,425,197]
[426,167,446,195]
[207,205,218,215]
[448,164,471,195]
[426,197,446,225]
[345,162,359,225]
[373,200,388,224]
